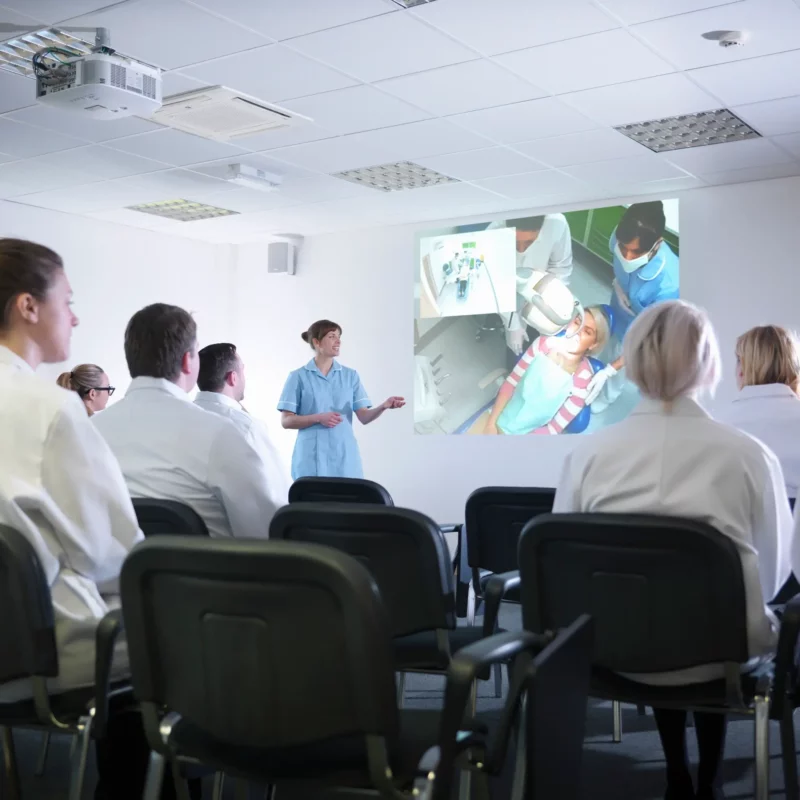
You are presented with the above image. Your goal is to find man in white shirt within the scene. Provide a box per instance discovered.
[194,342,289,500]
[94,304,283,538]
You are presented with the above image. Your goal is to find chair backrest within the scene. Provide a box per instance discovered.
[465,487,555,574]
[0,524,58,682]
[132,498,209,537]
[270,503,456,636]
[289,477,394,506]
[519,514,749,673]
[121,537,398,749]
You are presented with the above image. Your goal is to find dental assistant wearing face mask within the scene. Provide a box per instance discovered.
[278,319,405,480]
[584,201,680,408]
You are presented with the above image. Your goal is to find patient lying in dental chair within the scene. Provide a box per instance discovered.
[470,305,610,436]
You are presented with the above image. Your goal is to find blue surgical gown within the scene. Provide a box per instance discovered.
[609,231,680,340]
[277,360,372,480]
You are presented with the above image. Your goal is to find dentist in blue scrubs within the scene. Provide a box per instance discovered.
[278,319,405,479]
[585,201,680,406]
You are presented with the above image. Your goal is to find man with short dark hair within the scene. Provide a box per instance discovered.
[94,304,285,538]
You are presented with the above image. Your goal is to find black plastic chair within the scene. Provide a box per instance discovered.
[289,476,395,505]
[132,498,209,537]
[270,503,503,706]
[0,524,125,800]
[498,513,800,800]
[120,536,553,800]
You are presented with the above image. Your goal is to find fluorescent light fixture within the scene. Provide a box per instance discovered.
[391,0,439,7]
[126,199,239,222]
[333,161,459,192]
[614,109,760,153]
[0,28,93,77]
[226,163,283,193]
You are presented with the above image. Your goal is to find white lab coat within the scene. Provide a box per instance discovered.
[194,391,290,503]
[0,346,143,702]
[94,378,284,539]
[716,384,800,500]
[554,396,793,685]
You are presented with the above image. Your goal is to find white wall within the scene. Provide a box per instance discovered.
[234,176,800,522]
[0,202,233,391]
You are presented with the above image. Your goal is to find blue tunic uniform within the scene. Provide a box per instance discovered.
[278,360,371,480]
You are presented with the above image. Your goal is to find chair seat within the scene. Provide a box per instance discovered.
[169,709,480,788]
[393,626,501,672]
[477,572,521,603]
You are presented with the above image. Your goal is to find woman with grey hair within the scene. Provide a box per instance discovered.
[553,300,793,800]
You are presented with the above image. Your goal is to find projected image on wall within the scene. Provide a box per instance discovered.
[413,199,680,435]
[418,227,517,319]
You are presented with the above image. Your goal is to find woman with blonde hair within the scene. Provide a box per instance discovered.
[718,325,800,501]
[56,363,115,416]
[554,300,793,800]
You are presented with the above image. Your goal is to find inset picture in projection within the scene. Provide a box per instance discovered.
[413,200,680,435]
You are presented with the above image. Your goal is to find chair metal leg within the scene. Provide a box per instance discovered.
[35,731,51,776]
[67,714,93,800]
[493,662,503,698]
[612,701,622,743]
[143,750,167,800]
[754,692,771,800]
[781,707,799,800]
[1,727,21,800]
[212,772,225,800]
[397,672,406,708]
[171,758,192,800]
[467,583,476,627]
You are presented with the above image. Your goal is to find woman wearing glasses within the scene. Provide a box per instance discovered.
[56,363,115,415]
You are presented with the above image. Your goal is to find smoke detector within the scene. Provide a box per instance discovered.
[702,30,750,48]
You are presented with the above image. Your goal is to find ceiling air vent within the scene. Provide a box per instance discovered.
[151,85,311,142]
[333,161,458,192]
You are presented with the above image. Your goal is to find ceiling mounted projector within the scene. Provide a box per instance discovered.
[226,163,283,192]
[33,28,162,120]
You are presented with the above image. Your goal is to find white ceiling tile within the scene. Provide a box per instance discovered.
[63,0,269,70]
[473,169,585,199]
[0,152,15,165]
[186,152,317,181]
[410,0,618,57]
[770,132,800,158]
[2,0,112,23]
[0,5,47,29]
[562,155,690,184]
[30,144,168,180]
[561,74,719,127]
[179,188,300,213]
[0,71,34,114]
[287,13,476,83]
[10,179,157,212]
[349,119,491,160]
[594,0,740,25]
[633,0,800,70]
[416,147,543,180]
[282,85,430,135]
[733,97,800,137]
[86,208,180,230]
[185,0,392,40]
[0,159,87,198]
[6,104,163,142]
[495,29,674,95]
[160,71,208,98]
[377,60,544,117]
[513,128,647,167]
[180,45,356,103]
[690,51,800,107]
[450,98,598,144]
[0,118,84,157]
[106,129,248,167]
[121,168,234,197]
[238,123,334,152]
[615,175,707,194]
[662,137,794,174]
[278,174,377,203]
[700,160,800,186]
[265,137,398,174]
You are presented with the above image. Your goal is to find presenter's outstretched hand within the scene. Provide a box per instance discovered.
[381,396,406,410]
[318,411,343,428]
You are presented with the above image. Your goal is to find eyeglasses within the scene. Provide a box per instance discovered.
[94,386,116,396]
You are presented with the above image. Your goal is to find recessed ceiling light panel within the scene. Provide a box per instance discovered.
[126,199,239,222]
[333,161,458,192]
[614,109,761,153]
[0,28,93,77]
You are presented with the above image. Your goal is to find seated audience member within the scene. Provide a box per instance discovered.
[717,325,800,502]
[56,363,115,416]
[195,342,289,501]
[94,304,283,538]
[553,300,793,800]
[0,239,183,799]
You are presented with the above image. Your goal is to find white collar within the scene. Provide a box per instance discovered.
[0,345,34,374]
[631,395,710,419]
[196,391,242,411]
[735,384,799,402]
[126,376,191,401]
